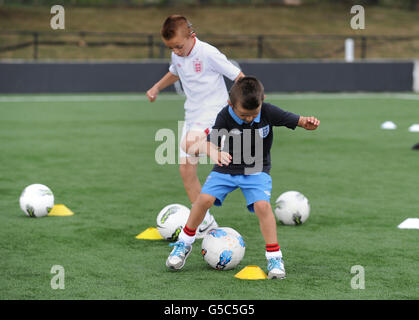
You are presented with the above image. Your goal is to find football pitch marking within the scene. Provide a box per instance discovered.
[0,93,419,103]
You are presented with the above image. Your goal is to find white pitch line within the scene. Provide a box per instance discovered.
[0,94,185,103]
[0,93,418,103]
[266,93,419,101]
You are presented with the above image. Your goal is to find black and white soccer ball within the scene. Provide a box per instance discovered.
[274,191,310,225]
[19,184,54,218]
[156,204,190,241]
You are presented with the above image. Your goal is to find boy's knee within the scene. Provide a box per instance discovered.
[253,200,271,214]
[179,161,197,177]
[196,193,215,209]
[179,163,187,176]
[182,131,205,155]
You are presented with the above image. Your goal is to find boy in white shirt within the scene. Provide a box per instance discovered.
[147,15,244,238]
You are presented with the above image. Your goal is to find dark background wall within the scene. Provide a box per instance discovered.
[0,61,414,93]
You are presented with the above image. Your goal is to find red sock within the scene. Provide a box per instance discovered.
[183,225,196,237]
[265,243,282,260]
[266,243,280,252]
[265,243,281,259]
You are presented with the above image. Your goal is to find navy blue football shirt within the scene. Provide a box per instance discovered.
[207,102,300,175]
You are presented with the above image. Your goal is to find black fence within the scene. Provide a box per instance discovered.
[1,30,419,60]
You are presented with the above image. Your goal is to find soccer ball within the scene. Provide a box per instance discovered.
[156,204,190,241]
[201,227,246,271]
[19,184,54,218]
[274,191,310,225]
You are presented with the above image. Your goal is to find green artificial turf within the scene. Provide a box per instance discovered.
[1,93,418,299]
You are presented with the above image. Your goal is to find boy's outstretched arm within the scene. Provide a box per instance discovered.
[191,138,231,167]
[298,116,320,130]
[146,72,180,102]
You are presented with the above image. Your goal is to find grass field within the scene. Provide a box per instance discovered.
[1,92,418,300]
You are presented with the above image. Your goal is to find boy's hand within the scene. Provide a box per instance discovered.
[208,145,232,167]
[216,151,232,167]
[146,86,159,102]
[298,116,320,130]
[207,141,231,166]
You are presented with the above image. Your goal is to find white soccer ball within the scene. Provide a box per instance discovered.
[274,191,310,225]
[156,204,190,241]
[19,184,54,218]
[201,227,246,271]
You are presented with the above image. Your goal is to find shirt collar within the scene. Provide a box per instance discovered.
[186,37,198,57]
[228,106,261,125]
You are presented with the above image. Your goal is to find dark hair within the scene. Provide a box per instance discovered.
[229,76,264,110]
[161,15,194,40]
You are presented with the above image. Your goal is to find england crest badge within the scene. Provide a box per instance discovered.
[258,125,270,138]
[193,59,203,73]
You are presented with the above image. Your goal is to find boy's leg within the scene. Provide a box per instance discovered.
[179,158,218,237]
[184,193,217,234]
[179,127,206,203]
[166,193,216,270]
[179,158,201,203]
[179,128,218,237]
[253,200,278,245]
[253,200,286,279]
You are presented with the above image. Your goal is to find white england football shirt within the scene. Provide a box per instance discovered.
[169,37,241,124]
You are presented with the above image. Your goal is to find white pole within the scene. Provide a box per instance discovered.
[345,38,355,62]
[413,60,419,93]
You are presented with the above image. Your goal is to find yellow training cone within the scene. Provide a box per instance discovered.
[234,265,267,280]
[135,227,164,240]
[48,204,74,216]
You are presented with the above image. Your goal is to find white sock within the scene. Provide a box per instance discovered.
[265,250,282,260]
[178,229,196,247]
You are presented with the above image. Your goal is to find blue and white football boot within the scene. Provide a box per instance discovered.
[267,257,286,279]
[166,240,192,270]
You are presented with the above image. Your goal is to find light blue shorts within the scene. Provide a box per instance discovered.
[201,171,272,212]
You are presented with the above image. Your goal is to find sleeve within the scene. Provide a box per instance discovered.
[207,48,241,81]
[169,54,178,76]
[266,103,300,129]
[169,63,178,76]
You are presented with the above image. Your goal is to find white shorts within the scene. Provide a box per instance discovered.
[179,120,214,158]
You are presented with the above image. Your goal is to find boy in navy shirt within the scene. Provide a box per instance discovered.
[166,76,320,279]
